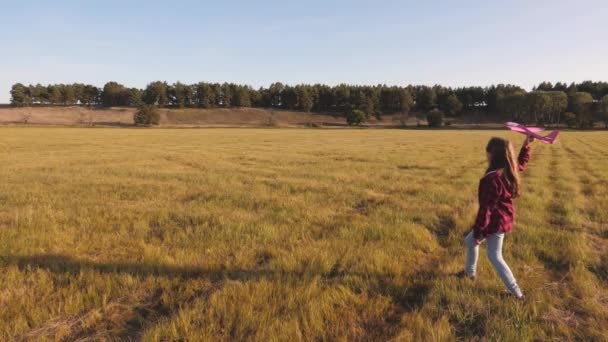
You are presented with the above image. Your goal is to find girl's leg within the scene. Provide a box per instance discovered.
[486,233,523,297]
[464,230,480,277]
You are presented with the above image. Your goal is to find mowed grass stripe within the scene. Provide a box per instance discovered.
[556,136,608,338]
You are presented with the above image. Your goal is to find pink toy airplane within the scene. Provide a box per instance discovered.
[505,122,560,144]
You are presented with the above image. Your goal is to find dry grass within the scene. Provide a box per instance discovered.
[0,128,606,341]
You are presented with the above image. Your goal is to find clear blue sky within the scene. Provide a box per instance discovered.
[1,0,607,103]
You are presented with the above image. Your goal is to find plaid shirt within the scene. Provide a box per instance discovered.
[473,144,531,239]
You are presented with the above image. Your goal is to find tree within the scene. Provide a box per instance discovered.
[434,85,450,113]
[525,91,550,124]
[577,80,608,101]
[445,94,463,116]
[497,91,526,121]
[59,84,76,105]
[296,86,313,112]
[333,84,351,110]
[83,85,100,106]
[486,84,524,112]
[31,84,48,104]
[563,112,577,128]
[427,109,444,127]
[553,82,568,92]
[363,87,379,117]
[535,81,553,91]
[379,87,397,113]
[416,86,436,111]
[169,82,191,108]
[194,82,213,108]
[570,92,593,128]
[220,83,233,107]
[601,95,608,129]
[102,82,129,107]
[249,88,262,107]
[129,88,144,107]
[566,82,578,96]
[134,105,160,125]
[268,82,284,107]
[281,86,297,110]
[546,91,568,127]
[234,86,252,107]
[10,83,30,106]
[352,88,375,117]
[399,89,414,114]
[346,108,366,126]
[12,81,608,123]
[72,83,85,105]
[454,86,485,111]
[313,84,333,111]
[144,81,169,107]
[210,83,221,107]
[47,85,62,105]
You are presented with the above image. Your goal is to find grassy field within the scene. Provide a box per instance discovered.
[0,128,607,341]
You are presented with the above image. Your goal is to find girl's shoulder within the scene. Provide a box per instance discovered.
[482,169,501,179]
[481,169,506,186]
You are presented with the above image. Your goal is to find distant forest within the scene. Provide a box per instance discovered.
[9,81,608,128]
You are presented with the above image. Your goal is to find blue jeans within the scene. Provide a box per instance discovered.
[465,230,523,297]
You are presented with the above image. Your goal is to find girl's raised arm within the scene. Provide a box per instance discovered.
[518,136,533,171]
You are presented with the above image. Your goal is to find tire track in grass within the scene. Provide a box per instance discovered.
[561,139,608,285]
[562,141,608,239]
[533,142,588,281]
[573,137,608,158]
[544,146,573,231]
[525,141,593,336]
[563,143,600,179]
[562,140,605,227]
[582,136,608,148]
[567,138,608,335]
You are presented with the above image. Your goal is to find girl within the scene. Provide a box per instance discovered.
[462,135,533,299]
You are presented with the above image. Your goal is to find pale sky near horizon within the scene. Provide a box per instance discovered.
[1,0,607,103]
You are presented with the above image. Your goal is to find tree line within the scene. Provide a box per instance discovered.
[9,80,608,128]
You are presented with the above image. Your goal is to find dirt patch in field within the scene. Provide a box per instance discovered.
[0,106,447,128]
[0,106,135,126]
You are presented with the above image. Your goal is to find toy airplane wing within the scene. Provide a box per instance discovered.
[505,122,544,132]
[505,122,560,144]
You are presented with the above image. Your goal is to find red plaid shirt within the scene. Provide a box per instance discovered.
[473,144,531,239]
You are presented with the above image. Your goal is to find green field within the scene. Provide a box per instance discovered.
[0,128,607,341]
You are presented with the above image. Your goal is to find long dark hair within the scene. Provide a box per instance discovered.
[486,137,521,198]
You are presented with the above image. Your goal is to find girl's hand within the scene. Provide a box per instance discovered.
[524,136,535,145]
[475,238,483,245]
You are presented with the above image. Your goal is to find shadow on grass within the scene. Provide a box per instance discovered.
[536,251,571,274]
[1,253,437,311]
[433,213,456,248]
[1,253,438,340]
[1,254,273,281]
